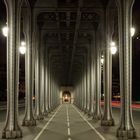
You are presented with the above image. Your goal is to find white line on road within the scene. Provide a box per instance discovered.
[66,105,71,140]
[68,127,71,135]
[72,105,106,140]
[66,106,70,122]
[34,105,62,140]
[67,122,70,127]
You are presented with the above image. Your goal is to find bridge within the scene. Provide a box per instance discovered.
[0,0,140,139]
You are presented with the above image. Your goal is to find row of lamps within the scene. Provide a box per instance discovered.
[1,25,136,56]
[2,25,26,55]
[101,27,135,64]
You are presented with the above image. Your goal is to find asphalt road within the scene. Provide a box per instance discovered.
[33,104,105,140]
[0,104,140,140]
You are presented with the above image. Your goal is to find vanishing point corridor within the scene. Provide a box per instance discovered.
[0,0,140,139]
[33,104,104,140]
[1,103,140,140]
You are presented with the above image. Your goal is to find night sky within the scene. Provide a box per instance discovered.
[0,0,140,100]
[132,0,140,101]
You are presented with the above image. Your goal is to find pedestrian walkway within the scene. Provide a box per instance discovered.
[33,104,106,140]
[1,104,140,140]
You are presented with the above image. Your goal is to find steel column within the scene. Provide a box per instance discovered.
[2,0,22,138]
[34,30,44,120]
[101,9,114,126]
[22,8,36,126]
[93,31,102,120]
[116,0,136,138]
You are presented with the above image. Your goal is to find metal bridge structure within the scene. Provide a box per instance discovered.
[0,0,138,139]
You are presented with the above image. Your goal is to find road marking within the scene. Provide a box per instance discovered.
[66,105,71,140]
[34,105,62,140]
[68,128,71,135]
[72,105,106,140]
[66,106,70,122]
[67,122,70,127]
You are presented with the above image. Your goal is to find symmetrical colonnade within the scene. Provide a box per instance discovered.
[2,0,60,138]
[74,0,136,139]
[1,0,137,139]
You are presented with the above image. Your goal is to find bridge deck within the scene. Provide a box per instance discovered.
[0,104,140,140]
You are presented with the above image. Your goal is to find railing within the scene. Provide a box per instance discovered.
[0,100,25,111]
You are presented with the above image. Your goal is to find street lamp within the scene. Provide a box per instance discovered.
[19,41,26,54]
[110,41,117,55]
[131,27,135,37]
[2,26,8,37]
[101,55,104,64]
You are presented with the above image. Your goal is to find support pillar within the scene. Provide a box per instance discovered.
[48,61,52,112]
[34,30,44,120]
[40,38,48,116]
[101,46,114,126]
[93,32,102,120]
[116,0,136,138]
[83,64,87,112]
[88,40,93,116]
[81,74,85,111]
[101,10,114,126]
[44,58,49,115]
[89,40,96,116]
[2,0,22,138]
[85,55,90,113]
[22,9,36,126]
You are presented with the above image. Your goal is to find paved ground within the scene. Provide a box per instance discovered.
[0,104,140,140]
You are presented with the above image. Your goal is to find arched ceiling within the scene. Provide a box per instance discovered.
[29,0,114,86]
[0,0,118,86]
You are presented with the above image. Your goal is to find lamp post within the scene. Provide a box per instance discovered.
[101,55,104,65]
[101,40,117,126]
[2,26,8,37]
[19,41,26,54]
[110,41,117,55]
[2,26,26,55]
[101,42,117,65]
[131,27,135,37]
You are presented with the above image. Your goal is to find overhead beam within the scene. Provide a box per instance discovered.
[33,7,103,13]
[68,0,83,83]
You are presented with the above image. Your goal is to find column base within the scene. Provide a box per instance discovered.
[81,107,85,112]
[2,129,22,139]
[79,106,83,110]
[93,113,102,120]
[82,108,87,113]
[35,115,44,120]
[101,119,115,126]
[42,111,48,116]
[117,128,137,139]
[48,110,51,113]
[88,112,94,117]
[22,119,36,126]
[84,109,89,114]
[48,108,53,113]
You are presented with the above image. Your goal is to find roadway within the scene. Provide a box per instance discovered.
[0,104,140,140]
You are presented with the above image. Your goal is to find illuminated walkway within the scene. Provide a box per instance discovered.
[32,104,105,140]
[1,104,140,140]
